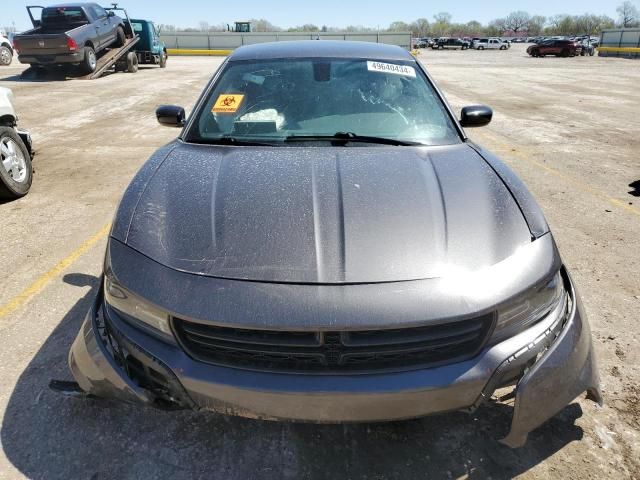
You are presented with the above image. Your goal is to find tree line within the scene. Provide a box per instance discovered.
[158,1,639,36]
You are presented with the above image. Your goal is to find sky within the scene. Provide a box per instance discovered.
[2,0,623,32]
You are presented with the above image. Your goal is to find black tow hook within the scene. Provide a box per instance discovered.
[48,380,92,398]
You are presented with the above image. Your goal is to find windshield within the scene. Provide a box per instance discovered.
[185,58,460,146]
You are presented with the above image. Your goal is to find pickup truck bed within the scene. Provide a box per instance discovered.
[15,25,89,66]
[14,3,127,72]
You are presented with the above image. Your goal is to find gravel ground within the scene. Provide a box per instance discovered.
[0,44,638,479]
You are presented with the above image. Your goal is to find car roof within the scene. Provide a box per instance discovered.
[46,2,98,8]
[228,40,414,62]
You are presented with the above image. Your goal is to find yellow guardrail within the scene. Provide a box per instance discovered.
[597,46,640,53]
[167,48,232,56]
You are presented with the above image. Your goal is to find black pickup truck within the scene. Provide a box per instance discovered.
[13,3,127,73]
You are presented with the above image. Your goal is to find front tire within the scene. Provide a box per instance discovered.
[0,127,32,200]
[114,26,126,47]
[0,46,12,66]
[81,47,97,74]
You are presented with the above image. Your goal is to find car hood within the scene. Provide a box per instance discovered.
[123,142,532,284]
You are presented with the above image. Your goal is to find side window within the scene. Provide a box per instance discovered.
[92,6,108,19]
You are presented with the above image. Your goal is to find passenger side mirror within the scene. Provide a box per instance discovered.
[460,105,493,128]
[156,105,186,127]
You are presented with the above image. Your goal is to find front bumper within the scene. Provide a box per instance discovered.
[68,271,601,448]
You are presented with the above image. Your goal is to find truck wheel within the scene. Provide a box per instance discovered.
[126,52,138,73]
[114,26,126,47]
[0,127,32,200]
[159,51,167,68]
[81,47,97,74]
[0,46,12,66]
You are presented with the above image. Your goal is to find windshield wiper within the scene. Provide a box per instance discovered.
[190,135,276,147]
[284,132,424,146]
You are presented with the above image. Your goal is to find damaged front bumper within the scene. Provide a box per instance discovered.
[68,271,601,448]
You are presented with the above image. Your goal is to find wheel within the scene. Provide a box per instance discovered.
[0,127,32,200]
[159,51,167,68]
[500,46,506,50]
[114,26,126,47]
[561,48,570,57]
[126,52,138,73]
[0,46,12,66]
[81,47,97,74]
[479,46,484,50]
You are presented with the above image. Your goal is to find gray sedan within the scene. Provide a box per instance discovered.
[60,41,601,448]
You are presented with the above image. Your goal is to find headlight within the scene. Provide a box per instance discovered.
[104,272,172,337]
[493,271,567,342]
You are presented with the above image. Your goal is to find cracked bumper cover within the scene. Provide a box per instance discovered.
[68,273,601,448]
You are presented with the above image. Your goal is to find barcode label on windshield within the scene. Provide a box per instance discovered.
[367,61,416,77]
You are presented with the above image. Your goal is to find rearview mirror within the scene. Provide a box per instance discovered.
[460,105,493,128]
[156,105,186,127]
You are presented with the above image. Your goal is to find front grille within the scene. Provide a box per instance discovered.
[173,315,494,374]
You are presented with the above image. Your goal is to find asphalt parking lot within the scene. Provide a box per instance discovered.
[0,43,639,479]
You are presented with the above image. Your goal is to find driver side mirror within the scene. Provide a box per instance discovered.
[460,105,493,128]
[107,11,115,17]
[156,105,186,127]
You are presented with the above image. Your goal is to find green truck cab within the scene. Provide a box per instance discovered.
[130,19,166,67]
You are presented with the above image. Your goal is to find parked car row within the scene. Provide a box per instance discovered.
[415,37,515,51]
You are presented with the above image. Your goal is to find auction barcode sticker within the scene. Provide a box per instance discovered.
[367,61,416,77]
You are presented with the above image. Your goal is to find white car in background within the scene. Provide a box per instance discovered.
[475,38,509,50]
[0,87,33,199]
[0,35,13,66]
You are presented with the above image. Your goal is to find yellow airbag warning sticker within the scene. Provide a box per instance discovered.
[212,94,245,113]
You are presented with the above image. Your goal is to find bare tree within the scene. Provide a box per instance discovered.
[576,14,603,35]
[527,16,546,36]
[504,11,531,34]
[410,18,430,37]
[198,21,210,32]
[433,12,452,24]
[387,21,411,31]
[547,14,568,32]
[465,20,483,34]
[617,1,639,27]
[489,18,508,35]
[250,19,281,32]
[158,24,176,33]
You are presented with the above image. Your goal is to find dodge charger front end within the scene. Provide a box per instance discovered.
[65,41,601,448]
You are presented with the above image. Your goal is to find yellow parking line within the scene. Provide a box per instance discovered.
[0,223,111,321]
[477,131,640,217]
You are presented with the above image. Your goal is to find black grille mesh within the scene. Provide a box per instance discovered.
[173,315,494,374]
